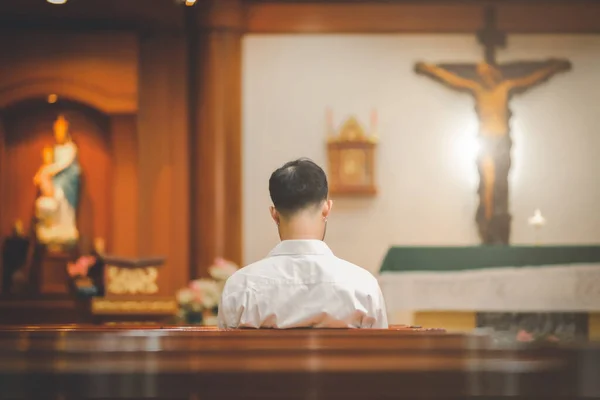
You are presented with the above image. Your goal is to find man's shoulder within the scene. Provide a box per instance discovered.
[224,255,379,291]
[235,257,275,275]
[223,258,275,286]
[333,257,379,283]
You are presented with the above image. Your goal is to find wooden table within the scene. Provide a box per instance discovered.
[0,325,598,399]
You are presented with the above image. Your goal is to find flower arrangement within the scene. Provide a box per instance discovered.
[176,258,238,325]
[66,255,99,296]
[516,329,560,343]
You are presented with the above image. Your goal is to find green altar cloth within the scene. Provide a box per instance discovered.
[380,245,600,273]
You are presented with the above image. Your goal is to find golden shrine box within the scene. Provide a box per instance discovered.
[327,116,378,196]
[91,255,177,323]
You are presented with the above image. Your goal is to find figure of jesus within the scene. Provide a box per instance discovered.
[34,147,55,197]
[33,147,58,229]
[415,59,571,243]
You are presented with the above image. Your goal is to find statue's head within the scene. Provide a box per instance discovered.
[53,114,70,144]
[476,62,502,87]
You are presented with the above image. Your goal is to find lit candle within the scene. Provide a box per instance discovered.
[528,209,546,228]
[528,209,546,245]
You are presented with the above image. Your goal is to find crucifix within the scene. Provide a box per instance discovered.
[415,7,571,245]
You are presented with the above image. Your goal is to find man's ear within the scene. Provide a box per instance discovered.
[322,199,333,219]
[270,206,280,225]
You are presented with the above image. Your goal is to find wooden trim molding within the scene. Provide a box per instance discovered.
[246,3,483,33]
[246,1,600,34]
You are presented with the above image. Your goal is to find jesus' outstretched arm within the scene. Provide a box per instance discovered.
[506,59,572,91]
[415,62,480,92]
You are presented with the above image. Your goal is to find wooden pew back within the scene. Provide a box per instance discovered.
[0,325,597,399]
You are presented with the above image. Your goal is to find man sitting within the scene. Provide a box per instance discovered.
[218,158,388,329]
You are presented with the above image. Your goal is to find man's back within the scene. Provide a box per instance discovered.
[217,240,388,329]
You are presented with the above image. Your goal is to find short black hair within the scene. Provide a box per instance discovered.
[269,158,328,216]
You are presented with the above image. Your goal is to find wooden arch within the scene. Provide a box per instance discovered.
[0,78,137,115]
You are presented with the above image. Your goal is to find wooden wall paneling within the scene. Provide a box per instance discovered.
[109,114,139,258]
[191,0,243,278]
[167,37,191,295]
[137,33,190,294]
[0,33,138,114]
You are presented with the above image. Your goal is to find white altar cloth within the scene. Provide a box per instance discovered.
[379,263,600,313]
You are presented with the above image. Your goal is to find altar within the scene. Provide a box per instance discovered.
[378,246,600,339]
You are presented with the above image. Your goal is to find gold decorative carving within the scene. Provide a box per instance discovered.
[92,299,177,314]
[106,266,159,295]
[326,110,378,196]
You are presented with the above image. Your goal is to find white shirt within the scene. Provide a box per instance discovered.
[217,240,388,329]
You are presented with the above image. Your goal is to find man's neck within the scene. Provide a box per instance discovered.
[278,217,324,242]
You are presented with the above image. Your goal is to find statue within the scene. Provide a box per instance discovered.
[33,115,81,246]
[414,7,571,244]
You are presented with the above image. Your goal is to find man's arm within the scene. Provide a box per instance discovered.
[507,59,571,90]
[415,62,480,91]
[218,285,261,329]
[372,285,389,329]
[364,279,389,329]
[216,292,230,329]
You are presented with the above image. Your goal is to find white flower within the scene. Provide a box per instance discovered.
[208,258,238,281]
[176,288,193,305]
[189,279,221,310]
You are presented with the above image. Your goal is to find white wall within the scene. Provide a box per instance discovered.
[242,34,600,273]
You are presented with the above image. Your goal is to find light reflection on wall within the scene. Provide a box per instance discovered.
[449,114,480,191]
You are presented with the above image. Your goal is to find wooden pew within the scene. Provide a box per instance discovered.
[0,325,597,399]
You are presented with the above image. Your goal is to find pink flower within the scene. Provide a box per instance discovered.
[66,256,96,278]
[516,330,534,342]
[214,257,226,266]
[208,258,238,281]
[189,280,204,294]
[193,291,204,304]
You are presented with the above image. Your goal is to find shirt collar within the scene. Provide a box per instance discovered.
[268,240,334,257]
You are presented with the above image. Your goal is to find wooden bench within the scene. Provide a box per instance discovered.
[0,325,597,399]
